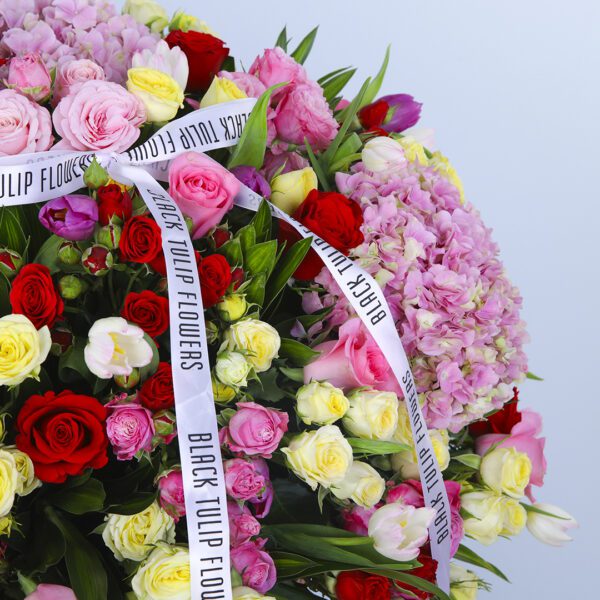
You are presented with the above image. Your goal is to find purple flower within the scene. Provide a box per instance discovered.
[39,195,98,241]
[230,166,271,198]
[379,94,422,132]
[106,396,155,461]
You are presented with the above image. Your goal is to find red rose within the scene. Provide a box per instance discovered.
[97,184,132,225]
[139,362,174,411]
[278,189,365,280]
[336,571,391,600]
[119,215,163,263]
[198,254,232,308]
[395,549,438,600]
[358,99,389,129]
[469,388,521,437]
[9,263,64,329]
[15,390,108,483]
[121,290,169,338]
[165,31,229,93]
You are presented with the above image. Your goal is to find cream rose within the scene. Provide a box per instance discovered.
[4,446,39,496]
[270,167,318,215]
[331,460,385,508]
[127,67,184,123]
[450,563,479,600]
[200,76,247,108]
[500,495,527,537]
[123,0,169,33]
[217,294,248,322]
[0,314,51,387]
[480,446,532,499]
[0,449,18,517]
[282,425,352,490]
[342,388,398,441]
[223,319,280,373]
[215,351,252,388]
[212,377,237,404]
[132,543,190,600]
[296,381,349,425]
[102,501,175,562]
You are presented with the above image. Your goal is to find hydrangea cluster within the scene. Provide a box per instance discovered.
[0,0,158,83]
[308,147,529,432]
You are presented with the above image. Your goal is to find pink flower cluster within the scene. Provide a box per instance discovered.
[307,160,529,432]
[0,0,158,83]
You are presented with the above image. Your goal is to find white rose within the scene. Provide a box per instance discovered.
[450,563,479,600]
[85,317,153,380]
[102,501,175,562]
[296,381,349,425]
[4,446,39,496]
[331,460,385,508]
[215,351,251,388]
[0,449,18,517]
[480,446,532,499]
[368,502,435,561]
[343,388,398,441]
[223,319,280,373]
[361,136,407,172]
[282,425,352,490]
[526,502,578,546]
[123,0,169,33]
[132,543,190,600]
[132,40,189,90]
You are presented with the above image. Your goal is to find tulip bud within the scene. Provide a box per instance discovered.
[212,376,236,404]
[361,136,407,172]
[200,77,247,109]
[51,327,74,355]
[114,368,141,389]
[153,410,177,444]
[526,503,578,547]
[0,248,23,279]
[83,157,110,190]
[58,275,87,300]
[217,294,247,322]
[212,227,232,248]
[58,241,82,265]
[96,222,122,250]
[270,167,318,215]
[82,244,113,276]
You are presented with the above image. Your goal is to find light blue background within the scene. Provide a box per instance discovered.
[125,0,600,596]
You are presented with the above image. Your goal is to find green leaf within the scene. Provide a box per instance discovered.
[290,27,318,65]
[244,272,267,307]
[275,26,289,52]
[58,337,96,386]
[455,544,510,582]
[391,570,451,600]
[251,199,273,243]
[245,240,278,277]
[360,45,391,108]
[50,478,106,515]
[452,453,482,469]
[139,333,159,382]
[322,68,357,105]
[237,223,257,255]
[521,503,571,520]
[347,438,411,456]
[272,583,320,600]
[217,237,243,267]
[46,508,108,600]
[278,366,304,382]
[279,338,320,366]
[106,491,157,515]
[229,83,287,169]
[23,513,66,573]
[304,140,332,191]
[0,274,10,316]
[270,551,319,579]
[526,371,544,381]
[0,207,28,254]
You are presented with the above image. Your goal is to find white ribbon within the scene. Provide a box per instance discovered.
[0,98,450,594]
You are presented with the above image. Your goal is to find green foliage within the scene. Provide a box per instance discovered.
[347,438,411,457]
[279,338,320,366]
[275,26,289,52]
[455,544,509,582]
[290,27,319,65]
[49,477,106,515]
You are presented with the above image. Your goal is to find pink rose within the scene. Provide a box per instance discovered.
[219,402,288,458]
[230,538,277,594]
[475,408,547,500]
[247,457,273,519]
[386,479,464,556]
[53,80,145,152]
[157,469,186,522]
[0,89,52,155]
[25,584,77,600]
[53,56,106,105]
[342,505,378,536]
[304,318,400,393]
[219,71,266,98]
[224,458,266,501]
[274,84,338,150]
[249,47,309,90]
[106,396,155,461]
[7,53,52,102]
[168,151,240,239]
[228,499,261,547]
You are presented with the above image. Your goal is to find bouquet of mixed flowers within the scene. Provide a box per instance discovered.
[0,1,577,599]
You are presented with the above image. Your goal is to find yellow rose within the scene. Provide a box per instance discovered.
[212,377,236,404]
[4,446,39,496]
[461,490,506,545]
[123,0,168,33]
[200,77,247,108]
[428,151,465,203]
[343,389,399,441]
[0,314,51,387]
[480,446,531,499]
[296,381,349,425]
[499,495,527,536]
[270,168,318,215]
[233,587,276,600]
[169,10,217,35]
[223,319,280,373]
[282,425,352,490]
[102,501,175,561]
[450,563,479,600]
[132,543,190,600]
[331,460,385,508]
[126,67,184,123]
[217,294,248,322]
[215,351,251,389]
[0,515,12,536]
[0,449,18,517]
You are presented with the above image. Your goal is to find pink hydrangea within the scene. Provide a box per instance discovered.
[308,159,528,432]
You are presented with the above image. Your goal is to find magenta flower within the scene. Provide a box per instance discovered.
[105,396,155,461]
[227,499,261,547]
[230,538,277,594]
[379,94,422,132]
[230,166,271,199]
[157,469,186,522]
[39,195,98,241]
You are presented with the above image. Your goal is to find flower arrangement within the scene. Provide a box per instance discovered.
[0,1,576,600]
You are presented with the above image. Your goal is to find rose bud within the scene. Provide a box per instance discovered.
[83,157,110,190]
[39,195,99,241]
[231,267,245,290]
[50,326,74,355]
[58,241,83,265]
[184,215,194,234]
[217,294,247,322]
[96,222,122,250]
[82,244,113,276]
[212,226,232,248]
[58,275,88,300]
[7,53,52,102]
[114,368,141,390]
[97,184,133,225]
[205,320,219,344]
[153,410,177,445]
[0,248,23,279]
[212,377,236,404]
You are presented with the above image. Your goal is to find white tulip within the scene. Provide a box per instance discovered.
[361,136,407,173]
[330,460,385,508]
[132,40,189,91]
[526,503,578,547]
